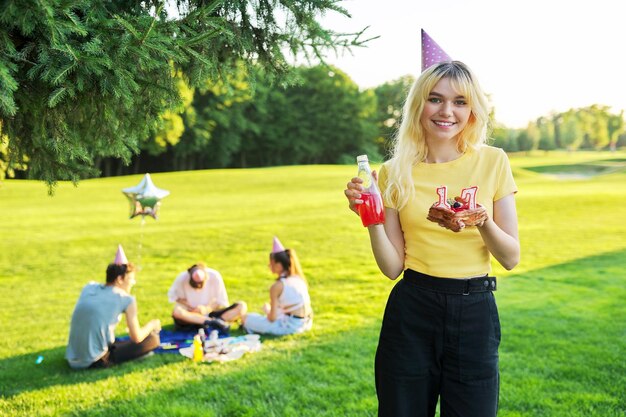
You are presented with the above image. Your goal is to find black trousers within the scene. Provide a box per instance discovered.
[90,331,160,368]
[375,270,501,417]
[173,302,242,331]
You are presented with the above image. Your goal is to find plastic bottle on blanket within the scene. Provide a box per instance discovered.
[205,330,220,353]
[198,328,206,344]
[192,334,203,362]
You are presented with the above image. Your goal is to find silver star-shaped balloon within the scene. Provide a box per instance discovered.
[122,173,170,219]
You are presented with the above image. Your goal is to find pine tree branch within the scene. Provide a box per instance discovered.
[2,52,36,66]
[140,4,163,45]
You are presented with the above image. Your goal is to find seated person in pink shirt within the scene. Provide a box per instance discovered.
[167,262,246,331]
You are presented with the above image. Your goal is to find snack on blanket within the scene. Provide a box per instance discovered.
[427,186,487,232]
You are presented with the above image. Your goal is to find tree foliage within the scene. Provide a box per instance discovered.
[537,116,556,151]
[490,124,519,152]
[122,63,379,172]
[490,105,625,153]
[372,75,414,158]
[277,65,379,164]
[0,0,370,188]
[2,0,624,189]
[173,62,253,170]
[560,110,582,150]
[608,110,625,151]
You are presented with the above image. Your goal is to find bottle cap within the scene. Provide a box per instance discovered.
[356,155,368,163]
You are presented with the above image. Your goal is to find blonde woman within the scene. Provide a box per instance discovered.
[243,238,313,335]
[344,61,519,417]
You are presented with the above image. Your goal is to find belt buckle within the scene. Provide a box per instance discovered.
[462,279,470,296]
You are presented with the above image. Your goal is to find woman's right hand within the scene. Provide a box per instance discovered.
[344,170,379,215]
[344,176,364,215]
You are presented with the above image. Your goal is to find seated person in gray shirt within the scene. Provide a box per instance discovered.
[65,245,161,369]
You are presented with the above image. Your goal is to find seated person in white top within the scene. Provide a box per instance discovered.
[168,262,246,330]
[242,237,313,335]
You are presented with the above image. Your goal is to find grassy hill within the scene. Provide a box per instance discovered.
[0,151,624,416]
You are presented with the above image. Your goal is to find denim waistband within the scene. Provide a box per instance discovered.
[403,269,496,295]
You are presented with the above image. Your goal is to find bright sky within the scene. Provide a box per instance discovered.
[316,0,626,128]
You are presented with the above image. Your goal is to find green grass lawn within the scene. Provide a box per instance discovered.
[0,150,625,416]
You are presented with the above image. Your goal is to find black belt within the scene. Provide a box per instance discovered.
[403,269,496,295]
[286,313,307,319]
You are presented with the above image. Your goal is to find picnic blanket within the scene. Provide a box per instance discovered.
[179,334,262,363]
[116,330,261,361]
[115,329,229,354]
[155,329,203,353]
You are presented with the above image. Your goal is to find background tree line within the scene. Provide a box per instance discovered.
[97,71,626,177]
[491,105,626,153]
[96,64,381,176]
[2,1,625,185]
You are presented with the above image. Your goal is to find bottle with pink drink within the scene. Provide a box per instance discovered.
[356,155,385,227]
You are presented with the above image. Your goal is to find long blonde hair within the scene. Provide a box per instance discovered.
[384,61,490,210]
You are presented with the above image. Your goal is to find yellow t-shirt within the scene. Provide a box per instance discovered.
[378,145,517,278]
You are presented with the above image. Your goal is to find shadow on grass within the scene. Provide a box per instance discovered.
[496,248,626,416]
[526,164,610,175]
[524,161,626,179]
[1,321,381,417]
[2,249,625,416]
[0,318,374,398]
[42,323,380,417]
[0,341,188,399]
[0,323,256,398]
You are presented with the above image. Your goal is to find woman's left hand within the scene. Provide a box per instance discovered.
[427,205,465,232]
[427,204,488,232]
[455,205,488,227]
[262,302,271,315]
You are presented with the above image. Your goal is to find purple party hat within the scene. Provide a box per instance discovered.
[421,29,452,72]
[113,244,128,265]
[271,236,286,254]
